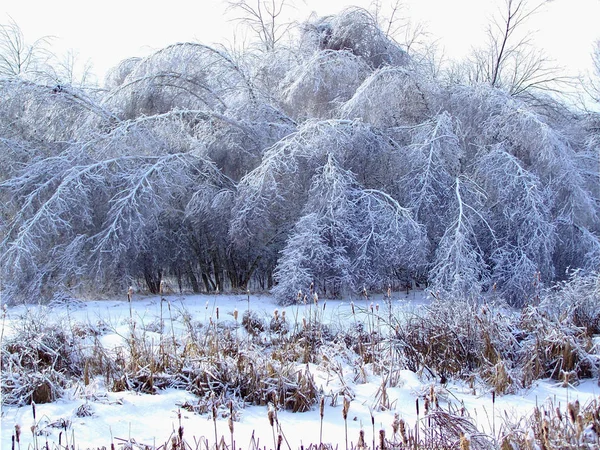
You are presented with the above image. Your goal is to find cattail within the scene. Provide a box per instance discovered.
[314,293,318,306]
[281,310,286,321]
[11,434,14,450]
[274,309,279,320]
[351,302,355,315]
[370,302,374,313]
[568,400,580,424]
[319,396,325,446]
[228,416,234,435]
[268,407,275,427]
[391,413,399,436]
[15,425,20,443]
[375,303,379,312]
[556,406,563,422]
[424,397,430,415]
[459,432,470,450]
[233,308,238,321]
[541,418,549,441]
[84,359,90,386]
[387,285,391,298]
[415,398,419,416]
[277,434,283,450]
[216,307,219,320]
[357,430,365,449]
[31,402,36,421]
[379,429,385,450]
[343,396,350,420]
[399,419,407,445]
[127,286,133,302]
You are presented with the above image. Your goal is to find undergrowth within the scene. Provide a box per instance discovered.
[1,272,599,449]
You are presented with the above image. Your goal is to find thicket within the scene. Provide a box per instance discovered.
[1,5,599,306]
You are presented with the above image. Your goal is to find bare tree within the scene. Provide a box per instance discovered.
[465,0,571,96]
[0,18,52,78]
[588,40,600,105]
[227,0,295,52]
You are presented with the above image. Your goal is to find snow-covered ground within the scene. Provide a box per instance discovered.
[1,292,598,449]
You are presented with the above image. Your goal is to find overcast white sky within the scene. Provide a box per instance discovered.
[3,0,600,84]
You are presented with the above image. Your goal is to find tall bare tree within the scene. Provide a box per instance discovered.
[466,0,570,96]
[227,0,295,51]
[0,19,52,78]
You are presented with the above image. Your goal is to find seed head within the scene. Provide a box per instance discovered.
[342,396,350,420]
[391,413,399,435]
[459,432,470,450]
[268,406,275,427]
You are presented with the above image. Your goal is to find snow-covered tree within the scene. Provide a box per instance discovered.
[272,155,426,303]
[475,145,555,305]
[429,177,491,300]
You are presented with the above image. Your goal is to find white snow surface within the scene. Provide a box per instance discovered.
[1,292,598,449]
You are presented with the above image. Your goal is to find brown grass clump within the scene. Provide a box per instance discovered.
[500,398,600,448]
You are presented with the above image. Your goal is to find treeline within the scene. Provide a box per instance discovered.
[1,6,599,305]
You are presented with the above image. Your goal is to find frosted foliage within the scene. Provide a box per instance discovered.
[0,79,100,145]
[302,8,408,69]
[429,178,489,299]
[399,112,461,242]
[231,120,402,251]
[475,146,555,304]
[103,57,142,90]
[0,115,229,300]
[1,8,599,304]
[280,50,369,120]
[102,43,250,119]
[272,156,426,304]
[341,67,432,126]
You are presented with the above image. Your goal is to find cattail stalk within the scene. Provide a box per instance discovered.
[343,396,350,450]
[212,404,218,450]
[229,402,235,450]
[319,397,325,447]
[357,429,365,450]
[379,429,385,450]
[371,411,375,450]
[268,405,276,450]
